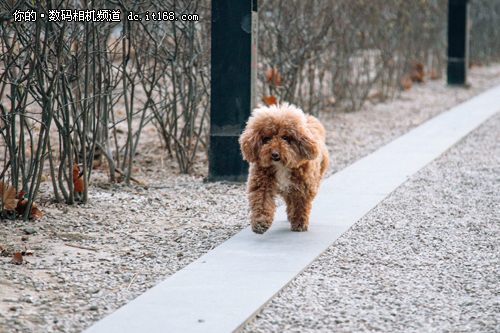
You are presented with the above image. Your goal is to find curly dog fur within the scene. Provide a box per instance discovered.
[239,103,329,234]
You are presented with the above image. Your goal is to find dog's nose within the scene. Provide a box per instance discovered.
[271,151,280,159]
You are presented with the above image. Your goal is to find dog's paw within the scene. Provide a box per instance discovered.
[252,220,272,234]
[291,223,308,232]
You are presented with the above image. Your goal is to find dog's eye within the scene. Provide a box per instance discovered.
[263,137,271,144]
[282,136,288,141]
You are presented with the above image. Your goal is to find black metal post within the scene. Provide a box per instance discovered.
[208,0,257,182]
[447,0,470,85]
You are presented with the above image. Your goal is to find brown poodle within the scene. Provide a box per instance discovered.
[239,103,329,234]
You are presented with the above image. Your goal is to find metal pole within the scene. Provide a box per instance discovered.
[447,0,470,85]
[208,0,257,182]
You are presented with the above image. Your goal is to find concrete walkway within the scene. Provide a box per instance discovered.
[84,85,500,333]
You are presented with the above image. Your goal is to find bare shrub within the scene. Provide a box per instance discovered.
[469,0,500,64]
[258,0,448,112]
[1,0,499,217]
[258,0,500,113]
[124,0,211,174]
[0,0,210,218]
[1,1,72,217]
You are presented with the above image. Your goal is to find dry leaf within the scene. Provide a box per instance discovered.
[73,164,79,180]
[73,164,84,193]
[16,191,28,215]
[31,203,43,219]
[410,71,423,83]
[3,187,18,211]
[429,68,441,80]
[263,96,277,106]
[366,90,382,101]
[11,252,23,265]
[266,68,281,86]
[401,77,412,91]
[410,62,425,83]
[15,192,42,219]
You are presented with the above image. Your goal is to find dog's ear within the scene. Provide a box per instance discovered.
[239,128,260,163]
[295,127,319,161]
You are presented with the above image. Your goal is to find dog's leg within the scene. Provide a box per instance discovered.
[249,186,276,234]
[283,194,297,226]
[284,191,314,232]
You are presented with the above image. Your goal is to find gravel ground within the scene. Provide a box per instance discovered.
[1,63,500,333]
[241,101,500,333]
